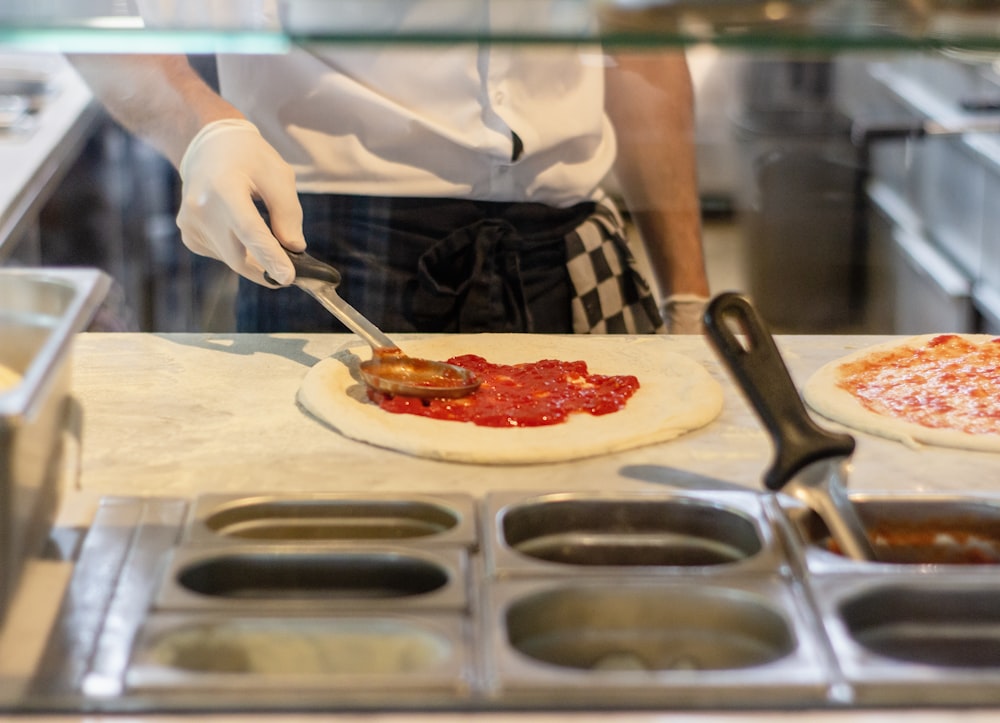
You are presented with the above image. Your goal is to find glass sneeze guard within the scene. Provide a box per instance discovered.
[3,0,1000,52]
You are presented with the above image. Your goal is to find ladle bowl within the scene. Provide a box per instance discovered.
[269,250,481,399]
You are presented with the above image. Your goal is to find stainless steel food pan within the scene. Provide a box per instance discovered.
[0,267,109,626]
[182,492,477,549]
[484,490,787,578]
[126,612,472,705]
[154,544,468,613]
[811,574,1000,705]
[482,577,832,708]
[779,492,1000,574]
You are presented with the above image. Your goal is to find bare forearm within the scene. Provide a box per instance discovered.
[67,54,243,168]
[605,50,709,299]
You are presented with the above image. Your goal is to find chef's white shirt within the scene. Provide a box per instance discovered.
[141,0,617,206]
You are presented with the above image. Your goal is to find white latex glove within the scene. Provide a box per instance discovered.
[661,293,710,334]
[177,119,306,286]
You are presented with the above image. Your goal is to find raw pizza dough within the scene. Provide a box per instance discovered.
[803,334,1000,453]
[298,334,724,464]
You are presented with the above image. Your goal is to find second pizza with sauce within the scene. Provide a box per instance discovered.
[804,334,1000,452]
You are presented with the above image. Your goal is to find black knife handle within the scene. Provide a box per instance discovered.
[702,292,855,491]
[264,250,342,286]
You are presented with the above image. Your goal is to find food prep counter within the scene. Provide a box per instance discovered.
[5,330,1000,722]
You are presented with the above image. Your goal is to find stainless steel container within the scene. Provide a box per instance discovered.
[126,612,472,707]
[0,267,109,625]
[154,544,469,613]
[484,490,787,578]
[182,491,478,549]
[811,574,1000,705]
[483,577,832,708]
[779,492,1000,573]
[46,488,1000,711]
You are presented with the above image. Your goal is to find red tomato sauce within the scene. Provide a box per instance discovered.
[825,518,1000,564]
[836,334,1000,435]
[368,354,640,427]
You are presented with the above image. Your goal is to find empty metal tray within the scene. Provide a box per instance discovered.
[182,492,477,548]
[484,490,786,578]
[482,576,832,708]
[154,544,469,613]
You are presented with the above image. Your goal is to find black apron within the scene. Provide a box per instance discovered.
[238,193,663,334]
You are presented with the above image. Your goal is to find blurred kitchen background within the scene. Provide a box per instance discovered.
[4,46,1000,335]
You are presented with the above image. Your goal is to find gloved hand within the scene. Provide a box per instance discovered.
[661,293,710,334]
[177,119,306,286]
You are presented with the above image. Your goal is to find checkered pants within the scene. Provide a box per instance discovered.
[566,197,665,334]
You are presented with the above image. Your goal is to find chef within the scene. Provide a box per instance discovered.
[68,0,709,335]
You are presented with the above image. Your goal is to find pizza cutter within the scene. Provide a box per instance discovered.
[267,250,480,399]
[702,292,877,562]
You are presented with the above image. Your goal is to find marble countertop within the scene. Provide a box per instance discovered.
[66,332,999,506]
[28,331,1000,722]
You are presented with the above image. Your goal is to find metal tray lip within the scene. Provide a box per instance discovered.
[778,490,1000,575]
[125,610,472,693]
[807,572,1000,702]
[153,543,470,613]
[181,491,479,548]
[0,268,110,419]
[480,575,833,706]
[483,488,788,578]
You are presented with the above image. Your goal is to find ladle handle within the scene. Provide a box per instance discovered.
[286,250,342,285]
[264,249,342,286]
[265,250,398,353]
[702,292,856,491]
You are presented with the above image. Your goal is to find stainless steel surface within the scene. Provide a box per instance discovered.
[155,544,468,613]
[182,492,478,548]
[0,57,100,261]
[781,492,1000,573]
[866,181,977,334]
[853,58,1000,334]
[30,486,1000,712]
[484,577,832,707]
[0,267,108,628]
[35,495,189,702]
[505,585,793,670]
[975,283,1000,334]
[783,460,876,563]
[979,161,1000,314]
[126,612,470,704]
[811,575,1000,705]
[485,490,787,577]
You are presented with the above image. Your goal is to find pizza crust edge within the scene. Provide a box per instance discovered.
[802,333,1000,453]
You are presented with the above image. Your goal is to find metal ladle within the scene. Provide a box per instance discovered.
[269,251,481,399]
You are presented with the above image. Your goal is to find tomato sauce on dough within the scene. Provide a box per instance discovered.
[836,334,1000,435]
[368,354,640,427]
